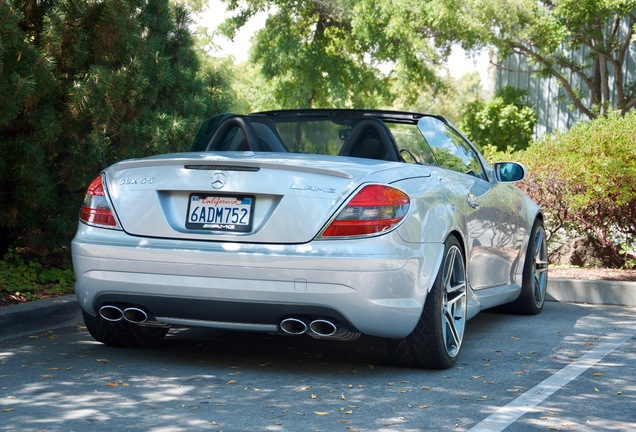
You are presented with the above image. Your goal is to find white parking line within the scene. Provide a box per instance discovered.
[469,325,636,432]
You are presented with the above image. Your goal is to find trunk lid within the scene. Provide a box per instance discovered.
[103,152,430,244]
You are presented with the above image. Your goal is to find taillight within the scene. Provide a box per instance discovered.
[79,175,121,229]
[320,184,410,238]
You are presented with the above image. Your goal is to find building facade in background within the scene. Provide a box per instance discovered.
[496,18,636,138]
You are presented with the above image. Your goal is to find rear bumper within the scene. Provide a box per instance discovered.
[72,224,443,338]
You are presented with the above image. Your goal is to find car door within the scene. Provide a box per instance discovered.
[416,117,525,290]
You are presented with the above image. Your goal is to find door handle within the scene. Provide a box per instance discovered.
[467,193,480,209]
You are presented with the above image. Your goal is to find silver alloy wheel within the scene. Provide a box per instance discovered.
[441,244,467,358]
[532,225,549,308]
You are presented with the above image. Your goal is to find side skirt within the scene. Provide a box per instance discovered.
[468,283,522,318]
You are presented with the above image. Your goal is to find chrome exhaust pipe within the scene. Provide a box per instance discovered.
[307,319,361,341]
[309,319,338,337]
[280,318,308,335]
[99,305,124,322]
[123,307,148,324]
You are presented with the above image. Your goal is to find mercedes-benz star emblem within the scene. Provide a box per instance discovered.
[210,172,227,190]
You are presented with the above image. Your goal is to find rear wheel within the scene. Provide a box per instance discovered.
[387,236,467,369]
[82,309,168,347]
[505,219,548,314]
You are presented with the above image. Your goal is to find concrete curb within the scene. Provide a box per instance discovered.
[0,295,82,341]
[1,279,634,342]
[547,278,636,307]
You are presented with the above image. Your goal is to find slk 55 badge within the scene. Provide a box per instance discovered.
[119,177,154,185]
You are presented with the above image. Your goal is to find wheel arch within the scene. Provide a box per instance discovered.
[533,210,545,228]
[443,229,468,279]
[425,229,469,298]
[517,210,546,281]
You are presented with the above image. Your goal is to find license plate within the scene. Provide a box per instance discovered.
[186,194,254,232]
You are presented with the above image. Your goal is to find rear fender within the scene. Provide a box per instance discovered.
[394,178,464,244]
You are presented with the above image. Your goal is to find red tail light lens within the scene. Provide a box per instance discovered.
[79,175,121,229]
[320,184,410,238]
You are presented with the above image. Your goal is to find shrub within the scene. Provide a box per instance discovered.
[514,111,636,268]
[460,86,537,152]
[0,0,231,256]
[0,248,74,301]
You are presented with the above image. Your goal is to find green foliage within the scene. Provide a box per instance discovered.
[439,0,636,118]
[219,0,636,118]
[0,249,75,301]
[219,0,449,108]
[460,86,537,152]
[401,72,484,125]
[514,111,636,267]
[0,0,230,254]
[202,56,278,113]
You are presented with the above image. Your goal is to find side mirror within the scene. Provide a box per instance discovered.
[494,162,526,183]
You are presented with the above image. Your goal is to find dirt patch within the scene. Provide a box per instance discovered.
[549,267,636,281]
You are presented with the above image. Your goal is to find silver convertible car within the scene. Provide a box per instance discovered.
[72,109,548,369]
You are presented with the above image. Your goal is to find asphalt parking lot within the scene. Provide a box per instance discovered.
[1,296,635,431]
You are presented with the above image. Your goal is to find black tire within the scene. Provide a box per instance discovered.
[386,236,467,369]
[82,309,168,347]
[505,219,549,315]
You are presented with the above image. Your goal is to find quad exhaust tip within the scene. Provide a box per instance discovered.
[122,307,148,324]
[98,307,356,339]
[279,317,358,340]
[309,319,338,337]
[279,317,308,335]
[99,305,149,324]
[99,305,124,322]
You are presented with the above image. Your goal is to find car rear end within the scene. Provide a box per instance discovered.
[72,149,442,340]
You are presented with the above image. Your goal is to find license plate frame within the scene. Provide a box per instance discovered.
[185,193,254,232]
